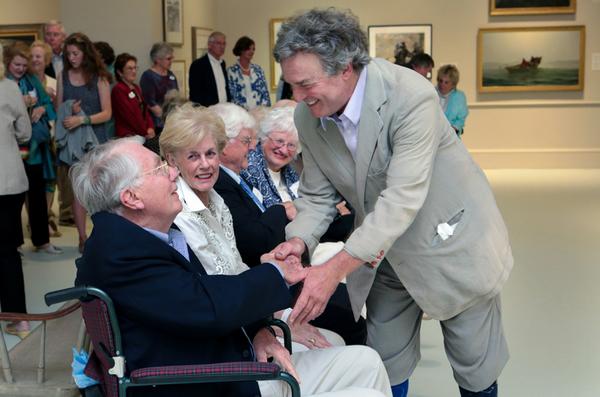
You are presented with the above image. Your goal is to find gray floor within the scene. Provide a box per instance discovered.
[4,169,600,396]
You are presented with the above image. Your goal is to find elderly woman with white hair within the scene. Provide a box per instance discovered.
[139,42,178,132]
[241,106,301,208]
[159,103,344,351]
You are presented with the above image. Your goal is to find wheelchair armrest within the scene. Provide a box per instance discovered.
[45,286,90,306]
[267,318,292,354]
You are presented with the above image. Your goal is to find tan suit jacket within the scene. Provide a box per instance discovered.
[286,59,513,320]
[0,78,31,195]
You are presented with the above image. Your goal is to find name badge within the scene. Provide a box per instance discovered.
[169,75,175,80]
[128,91,136,99]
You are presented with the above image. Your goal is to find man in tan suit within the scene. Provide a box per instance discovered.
[272,8,513,397]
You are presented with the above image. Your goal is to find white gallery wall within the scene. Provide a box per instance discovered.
[1,0,598,168]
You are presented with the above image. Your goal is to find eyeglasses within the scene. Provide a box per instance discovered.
[234,136,257,147]
[266,136,297,151]
[143,161,171,177]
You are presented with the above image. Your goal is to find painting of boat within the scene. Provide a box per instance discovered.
[505,56,542,73]
[477,26,585,93]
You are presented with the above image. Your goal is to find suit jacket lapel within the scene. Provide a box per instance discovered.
[354,63,387,215]
[316,118,356,183]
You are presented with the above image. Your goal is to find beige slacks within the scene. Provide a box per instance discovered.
[258,345,391,397]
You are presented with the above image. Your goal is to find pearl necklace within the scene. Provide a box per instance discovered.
[239,62,251,74]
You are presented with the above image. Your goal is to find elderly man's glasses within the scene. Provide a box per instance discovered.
[143,161,171,177]
[234,136,257,147]
[267,136,297,151]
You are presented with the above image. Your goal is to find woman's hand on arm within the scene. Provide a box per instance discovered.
[30,106,46,123]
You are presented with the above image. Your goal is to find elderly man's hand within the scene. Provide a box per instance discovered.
[261,252,307,286]
[273,237,306,262]
[253,328,300,382]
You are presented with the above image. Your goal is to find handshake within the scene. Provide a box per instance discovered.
[260,251,307,286]
[261,237,360,324]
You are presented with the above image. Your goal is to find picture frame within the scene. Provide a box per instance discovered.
[191,26,212,60]
[0,24,44,48]
[490,0,576,16]
[368,24,432,68]
[171,59,187,98]
[163,0,183,46]
[477,26,585,93]
[269,18,285,91]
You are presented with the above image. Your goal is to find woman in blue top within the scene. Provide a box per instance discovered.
[436,64,469,137]
[227,36,271,110]
[4,42,61,254]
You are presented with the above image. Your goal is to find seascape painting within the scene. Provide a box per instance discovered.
[490,0,576,15]
[368,25,432,67]
[477,26,585,93]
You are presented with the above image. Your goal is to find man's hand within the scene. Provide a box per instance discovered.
[273,237,306,261]
[290,250,363,324]
[280,201,297,221]
[260,252,307,286]
[336,200,351,216]
[253,328,300,381]
[289,321,332,349]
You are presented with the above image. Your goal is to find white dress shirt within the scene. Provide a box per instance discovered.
[208,53,228,103]
[321,68,368,159]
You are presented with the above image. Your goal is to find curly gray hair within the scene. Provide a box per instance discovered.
[273,8,370,76]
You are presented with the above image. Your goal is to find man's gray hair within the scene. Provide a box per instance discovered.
[150,42,174,63]
[209,103,256,139]
[208,31,225,44]
[273,8,370,76]
[44,20,65,34]
[70,139,143,215]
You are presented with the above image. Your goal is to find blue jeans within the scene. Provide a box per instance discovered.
[391,380,409,397]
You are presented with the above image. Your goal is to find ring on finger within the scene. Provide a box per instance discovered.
[308,337,316,345]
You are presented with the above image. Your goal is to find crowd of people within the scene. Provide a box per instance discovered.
[0,8,512,397]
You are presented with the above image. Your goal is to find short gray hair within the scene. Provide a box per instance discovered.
[70,139,143,215]
[273,8,370,76]
[209,103,256,139]
[44,20,65,34]
[150,42,173,63]
[208,31,225,44]
[258,106,299,150]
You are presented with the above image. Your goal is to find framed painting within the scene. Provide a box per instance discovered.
[191,26,212,60]
[477,26,585,93]
[171,59,187,97]
[269,18,285,91]
[490,0,576,16]
[163,0,183,46]
[368,25,432,67]
[0,24,43,48]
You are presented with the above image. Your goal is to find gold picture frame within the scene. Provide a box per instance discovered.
[490,0,576,16]
[269,18,285,91]
[0,24,43,48]
[171,59,187,98]
[477,26,585,93]
[163,0,183,46]
[191,26,212,60]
